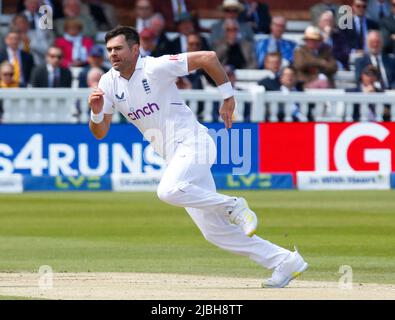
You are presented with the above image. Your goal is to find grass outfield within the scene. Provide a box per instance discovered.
[0,190,394,284]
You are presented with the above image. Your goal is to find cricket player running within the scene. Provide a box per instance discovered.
[88,26,308,288]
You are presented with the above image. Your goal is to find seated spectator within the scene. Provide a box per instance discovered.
[257,52,282,90]
[355,30,395,90]
[78,45,109,88]
[0,29,35,87]
[294,26,338,89]
[55,0,97,38]
[366,0,391,23]
[134,0,155,33]
[380,0,395,54]
[318,11,352,70]
[0,61,19,123]
[30,46,72,87]
[84,0,118,31]
[347,65,384,121]
[150,13,173,56]
[343,0,379,56]
[255,16,296,69]
[170,12,210,54]
[55,17,94,68]
[210,0,254,47]
[139,28,158,57]
[10,13,54,66]
[213,19,257,69]
[310,0,340,26]
[268,66,304,122]
[239,0,271,34]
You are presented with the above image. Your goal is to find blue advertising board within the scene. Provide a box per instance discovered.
[0,123,258,177]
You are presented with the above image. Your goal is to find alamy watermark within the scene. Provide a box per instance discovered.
[38,5,53,30]
[338,265,353,290]
[38,265,53,290]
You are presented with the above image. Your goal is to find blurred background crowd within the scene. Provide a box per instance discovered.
[1,0,395,122]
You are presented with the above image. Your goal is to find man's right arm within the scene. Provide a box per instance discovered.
[88,87,112,140]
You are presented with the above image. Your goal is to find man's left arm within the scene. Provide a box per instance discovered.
[186,51,235,129]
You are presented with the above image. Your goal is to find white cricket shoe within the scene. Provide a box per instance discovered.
[228,197,258,237]
[262,248,308,288]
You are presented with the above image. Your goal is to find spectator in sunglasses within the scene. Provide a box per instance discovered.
[30,46,72,88]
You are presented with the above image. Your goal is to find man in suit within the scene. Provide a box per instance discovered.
[294,26,338,88]
[149,13,173,56]
[255,16,296,69]
[347,64,384,121]
[354,30,395,90]
[170,12,210,54]
[30,46,72,88]
[355,31,395,121]
[257,52,282,90]
[380,0,395,54]
[344,0,380,54]
[366,0,391,23]
[213,18,257,69]
[0,29,34,87]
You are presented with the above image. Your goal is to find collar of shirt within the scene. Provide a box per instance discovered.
[112,56,144,79]
[46,64,55,73]
[6,47,20,61]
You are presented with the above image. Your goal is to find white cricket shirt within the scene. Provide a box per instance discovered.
[98,53,207,160]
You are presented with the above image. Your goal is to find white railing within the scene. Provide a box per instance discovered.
[1,87,395,123]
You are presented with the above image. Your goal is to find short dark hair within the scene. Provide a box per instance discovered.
[105,26,140,46]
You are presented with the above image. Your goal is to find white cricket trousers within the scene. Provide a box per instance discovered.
[157,131,290,270]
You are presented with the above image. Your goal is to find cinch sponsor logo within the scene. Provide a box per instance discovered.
[127,102,159,120]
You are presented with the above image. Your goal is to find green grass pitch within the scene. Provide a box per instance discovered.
[0,190,394,284]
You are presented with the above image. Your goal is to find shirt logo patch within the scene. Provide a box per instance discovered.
[115,92,125,100]
[142,79,151,94]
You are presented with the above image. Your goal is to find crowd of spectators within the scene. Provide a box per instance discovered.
[1,0,395,122]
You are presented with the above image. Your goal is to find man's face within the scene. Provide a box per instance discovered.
[64,0,81,17]
[5,32,21,51]
[46,48,63,67]
[106,35,138,72]
[24,0,40,13]
[353,0,367,17]
[178,20,194,36]
[187,35,201,52]
[368,33,383,54]
[136,0,153,19]
[305,38,322,50]
[265,56,281,73]
[271,20,286,38]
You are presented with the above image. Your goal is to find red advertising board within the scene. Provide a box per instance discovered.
[259,122,395,174]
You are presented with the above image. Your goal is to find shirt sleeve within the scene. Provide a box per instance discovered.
[97,74,114,114]
[145,53,189,81]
